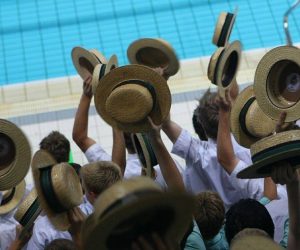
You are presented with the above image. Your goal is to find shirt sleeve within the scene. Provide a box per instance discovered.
[172,130,204,166]
[84,143,111,163]
[229,160,264,200]
[184,221,206,250]
[26,219,46,250]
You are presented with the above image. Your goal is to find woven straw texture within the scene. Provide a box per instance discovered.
[207,47,224,82]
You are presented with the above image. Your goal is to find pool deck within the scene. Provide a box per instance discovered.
[0,45,292,119]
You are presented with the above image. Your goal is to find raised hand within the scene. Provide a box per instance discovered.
[83,76,93,98]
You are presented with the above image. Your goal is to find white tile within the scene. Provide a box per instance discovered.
[180,59,203,78]
[69,76,83,95]
[25,80,49,101]
[47,78,71,98]
[3,84,26,103]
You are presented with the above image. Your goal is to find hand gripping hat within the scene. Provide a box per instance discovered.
[91,55,118,95]
[212,9,238,47]
[0,119,31,191]
[81,176,196,250]
[230,85,278,148]
[127,38,180,76]
[131,133,158,177]
[32,150,83,230]
[14,188,42,238]
[237,129,300,179]
[254,46,300,122]
[207,41,241,97]
[94,64,171,133]
[0,180,26,215]
[71,46,107,80]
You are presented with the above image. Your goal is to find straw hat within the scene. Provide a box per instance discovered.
[254,46,300,122]
[231,230,283,250]
[230,85,278,148]
[0,180,26,215]
[132,133,157,177]
[0,119,31,191]
[237,130,300,179]
[127,38,180,76]
[14,188,41,236]
[82,177,195,250]
[32,150,83,231]
[212,9,238,47]
[71,46,107,80]
[94,65,171,133]
[91,55,118,94]
[207,41,241,97]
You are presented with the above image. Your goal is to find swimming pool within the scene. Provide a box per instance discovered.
[0,0,299,85]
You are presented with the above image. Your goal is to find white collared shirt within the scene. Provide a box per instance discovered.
[84,143,184,189]
[26,197,93,250]
[172,129,264,210]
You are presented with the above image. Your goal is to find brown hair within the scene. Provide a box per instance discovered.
[194,191,225,240]
[39,131,70,163]
[193,89,219,140]
[80,161,122,195]
[45,239,76,250]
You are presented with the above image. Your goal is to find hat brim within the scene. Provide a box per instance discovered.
[230,86,259,148]
[127,38,179,76]
[92,55,118,95]
[254,46,300,122]
[207,47,225,82]
[237,147,300,179]
[213,9,238,47]
[0,120,31,191]
[82,192,195,250]
[94,64,171,133]
[32,150,72,231]
[71,47,106,80]
[214,40,241,97]
[0,180,26,215]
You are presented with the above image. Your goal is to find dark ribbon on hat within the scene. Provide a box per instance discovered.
[239,97,257,138]
[134,133,158,169]
[217,13,234,47]
[99,64,107,81]
[100,189,161,219]
[252,140,300,165]
[19,198,40,227]
[0,187,16,206]
[115,79,157,113]
[40,166,66,213]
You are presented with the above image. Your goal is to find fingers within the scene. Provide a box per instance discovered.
[152,233,168,250]
[84,76,92,84]
[271,161,296,185]
[275,112,287,133]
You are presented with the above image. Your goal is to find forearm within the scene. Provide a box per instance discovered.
[287,180,300,250]
[217,110,238,174]
[149,135,185,191]
[161,119,182,144]
[263,177,277,201]
[112,129,126,175]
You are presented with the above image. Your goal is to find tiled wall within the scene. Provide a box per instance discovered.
[1,0,299,85]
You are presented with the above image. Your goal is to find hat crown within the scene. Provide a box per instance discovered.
[93,177,161,219]
[1,188,13,200]
[106,83,154,124]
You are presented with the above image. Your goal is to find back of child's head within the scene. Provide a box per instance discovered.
[194,191,225,240]
[44,239,76,250]
[193,89,219,140]
[225,199,274,245]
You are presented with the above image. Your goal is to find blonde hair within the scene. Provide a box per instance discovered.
[80,161,122,195]
[194,191,225,240]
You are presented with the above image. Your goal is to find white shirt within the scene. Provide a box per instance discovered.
[26,197,93,250]
[265,198,289,244]
[172,129,264,210]
[85,143,184,189]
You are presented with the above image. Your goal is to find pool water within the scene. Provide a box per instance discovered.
[0,0,299,85]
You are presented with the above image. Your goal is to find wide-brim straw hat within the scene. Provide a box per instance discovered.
[32,150,83,231]
[71,46,107,80]
[0,180,26,215]
[212,9,238,47]
[14,188,41,236]
[237,130,300,179]
[254,46,300,122]
[230,85,278,148]
[231,230,283,250]
[0,119,31,191]
[91,55,118,95]
[207,40,241,97]
[82,177,195,250]
[131,133,158,177]
[127,38,180,76]
[94,64,171,133]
